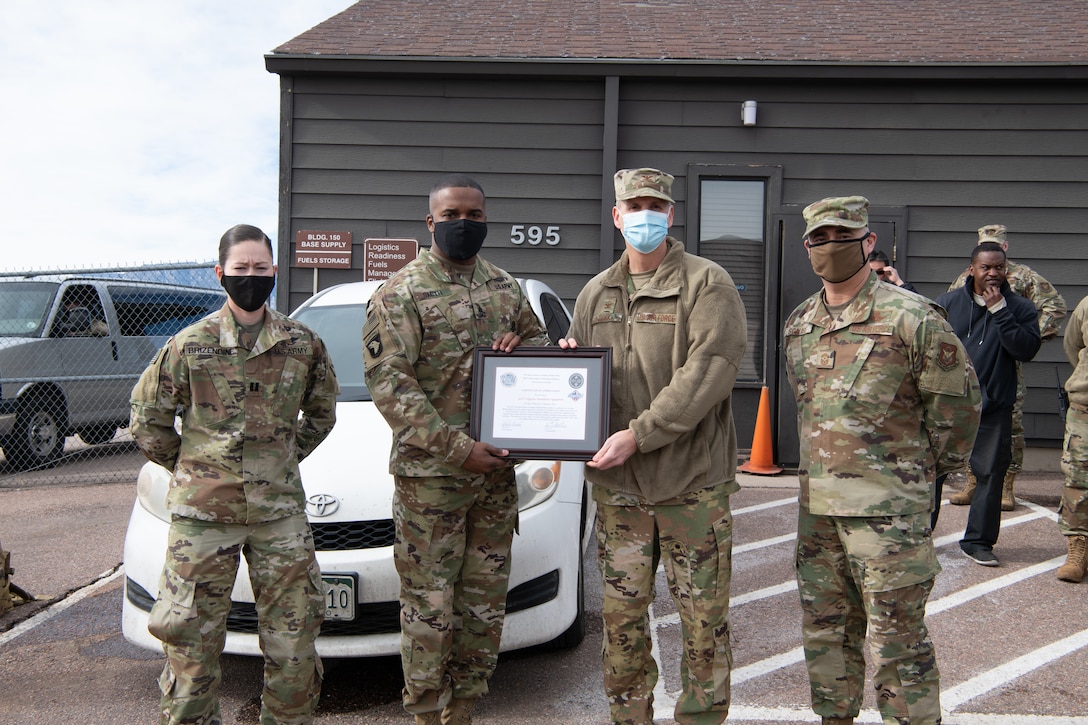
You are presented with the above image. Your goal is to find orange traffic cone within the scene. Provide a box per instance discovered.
[739,385,782,475]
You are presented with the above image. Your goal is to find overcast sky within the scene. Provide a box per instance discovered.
[1,1,354,272]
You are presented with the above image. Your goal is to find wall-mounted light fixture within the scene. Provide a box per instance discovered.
[741,100,757,126]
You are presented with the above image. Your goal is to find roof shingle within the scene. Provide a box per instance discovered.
[274,0,1088,64]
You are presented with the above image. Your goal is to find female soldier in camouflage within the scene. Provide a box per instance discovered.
[130,224,338,725]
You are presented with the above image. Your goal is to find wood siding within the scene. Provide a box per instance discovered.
[279,71,1088,450]
[283,76,609,310]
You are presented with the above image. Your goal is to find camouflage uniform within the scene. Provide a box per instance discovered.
[786,197,981,725]
[362,248,549,715]
[1060,295,1088,537]
[130,303,338,725]
[570,168,747,725]
[949,230,1066,475]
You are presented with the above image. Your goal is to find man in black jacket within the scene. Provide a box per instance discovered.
[867,250,918,293]
[936,242,1041,566]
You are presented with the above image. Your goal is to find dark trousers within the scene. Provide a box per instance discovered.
[932,474,946,531]
[961,410,1012,553]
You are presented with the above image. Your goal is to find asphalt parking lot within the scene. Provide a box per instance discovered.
[2,464,1086,724]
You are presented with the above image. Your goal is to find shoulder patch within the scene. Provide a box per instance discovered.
[365,332,383,358]
[937,341,959,370]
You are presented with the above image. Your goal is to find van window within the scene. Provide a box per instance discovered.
[0,282,56,337]
[56,285,109,337]
[110,285,224,337]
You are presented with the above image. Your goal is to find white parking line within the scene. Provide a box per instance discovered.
[928,556,1064,615]
[933,502,1055,549]
[690,705,1088,723]
[734,532,796,555]
[0,566,122,647]
[943,626,1088,712]
[733,496,797,516]
[725,561,1065,687]
[728,497,1057,612]
[649,497,1072,722]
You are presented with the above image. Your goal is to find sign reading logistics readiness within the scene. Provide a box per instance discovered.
[294,230,353,269]
[364,238,418,280]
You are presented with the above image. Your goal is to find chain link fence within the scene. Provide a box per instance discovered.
[0,262,225,487]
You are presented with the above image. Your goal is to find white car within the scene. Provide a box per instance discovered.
[122,279,594,657]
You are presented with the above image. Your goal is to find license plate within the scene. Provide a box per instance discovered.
[321,574,356,621]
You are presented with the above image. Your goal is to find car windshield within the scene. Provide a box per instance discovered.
[0,282,58,337]
[292,303,370,402]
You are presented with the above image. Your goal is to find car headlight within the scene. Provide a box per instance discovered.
[136,463,172,522]
[516,461,561,512]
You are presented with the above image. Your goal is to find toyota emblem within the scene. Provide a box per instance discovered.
[306,493,340,517]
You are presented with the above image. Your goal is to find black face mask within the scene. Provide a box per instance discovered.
[220,274,275,312]
[432,219,488,261]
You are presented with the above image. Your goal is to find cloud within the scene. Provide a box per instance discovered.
[0,0,353,271]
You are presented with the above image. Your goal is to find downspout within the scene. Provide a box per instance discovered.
[599,76,619,272]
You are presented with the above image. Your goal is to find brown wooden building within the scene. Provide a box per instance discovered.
[266,0,1088,466]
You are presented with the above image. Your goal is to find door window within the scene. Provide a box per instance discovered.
[697,178,767,382]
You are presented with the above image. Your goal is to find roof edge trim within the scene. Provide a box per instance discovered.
[264,54,1088,80]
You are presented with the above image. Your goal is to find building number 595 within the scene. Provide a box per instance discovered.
[510,225,561,246]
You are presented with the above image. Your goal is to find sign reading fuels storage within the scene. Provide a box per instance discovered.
[294,231,353,269]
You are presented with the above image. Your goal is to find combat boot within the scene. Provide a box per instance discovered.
[1057,535,1088,583]
[441,698,477,724]
[415,712,442,725]
[821,718,854,725]
[1001,470,1016,511]
[949,470,977,505]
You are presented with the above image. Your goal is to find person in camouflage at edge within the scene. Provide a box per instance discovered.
[784,196,981,725]
[130,224,339,725]
[362,174,550,725]
[560,168,747,725]
[1055,293,1088,583]
[945,225,1066,511]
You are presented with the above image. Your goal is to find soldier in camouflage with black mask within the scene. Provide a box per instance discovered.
[363,174,550,725]
[785,197,981,725]
[130,223,339,725]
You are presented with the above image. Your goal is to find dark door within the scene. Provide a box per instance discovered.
[773,211,906,467]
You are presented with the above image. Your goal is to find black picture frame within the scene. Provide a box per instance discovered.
[470,346,612,460]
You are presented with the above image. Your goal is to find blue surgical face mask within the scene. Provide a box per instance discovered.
[621,209,670,254]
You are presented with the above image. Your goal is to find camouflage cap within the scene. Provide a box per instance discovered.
[977,224,1007,245]
[802,196,870,238]
[614,168,674,203]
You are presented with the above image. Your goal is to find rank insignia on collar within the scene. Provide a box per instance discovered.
[938,341,958,370]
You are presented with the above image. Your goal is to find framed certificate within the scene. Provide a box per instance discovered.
[470,346,612,460]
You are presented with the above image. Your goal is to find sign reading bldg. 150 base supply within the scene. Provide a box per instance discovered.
[294,231,353,268]
[364,238,418,280]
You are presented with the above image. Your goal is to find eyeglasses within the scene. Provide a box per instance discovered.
[875,268,889,277]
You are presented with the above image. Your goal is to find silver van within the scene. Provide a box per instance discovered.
[0,277,225,469]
